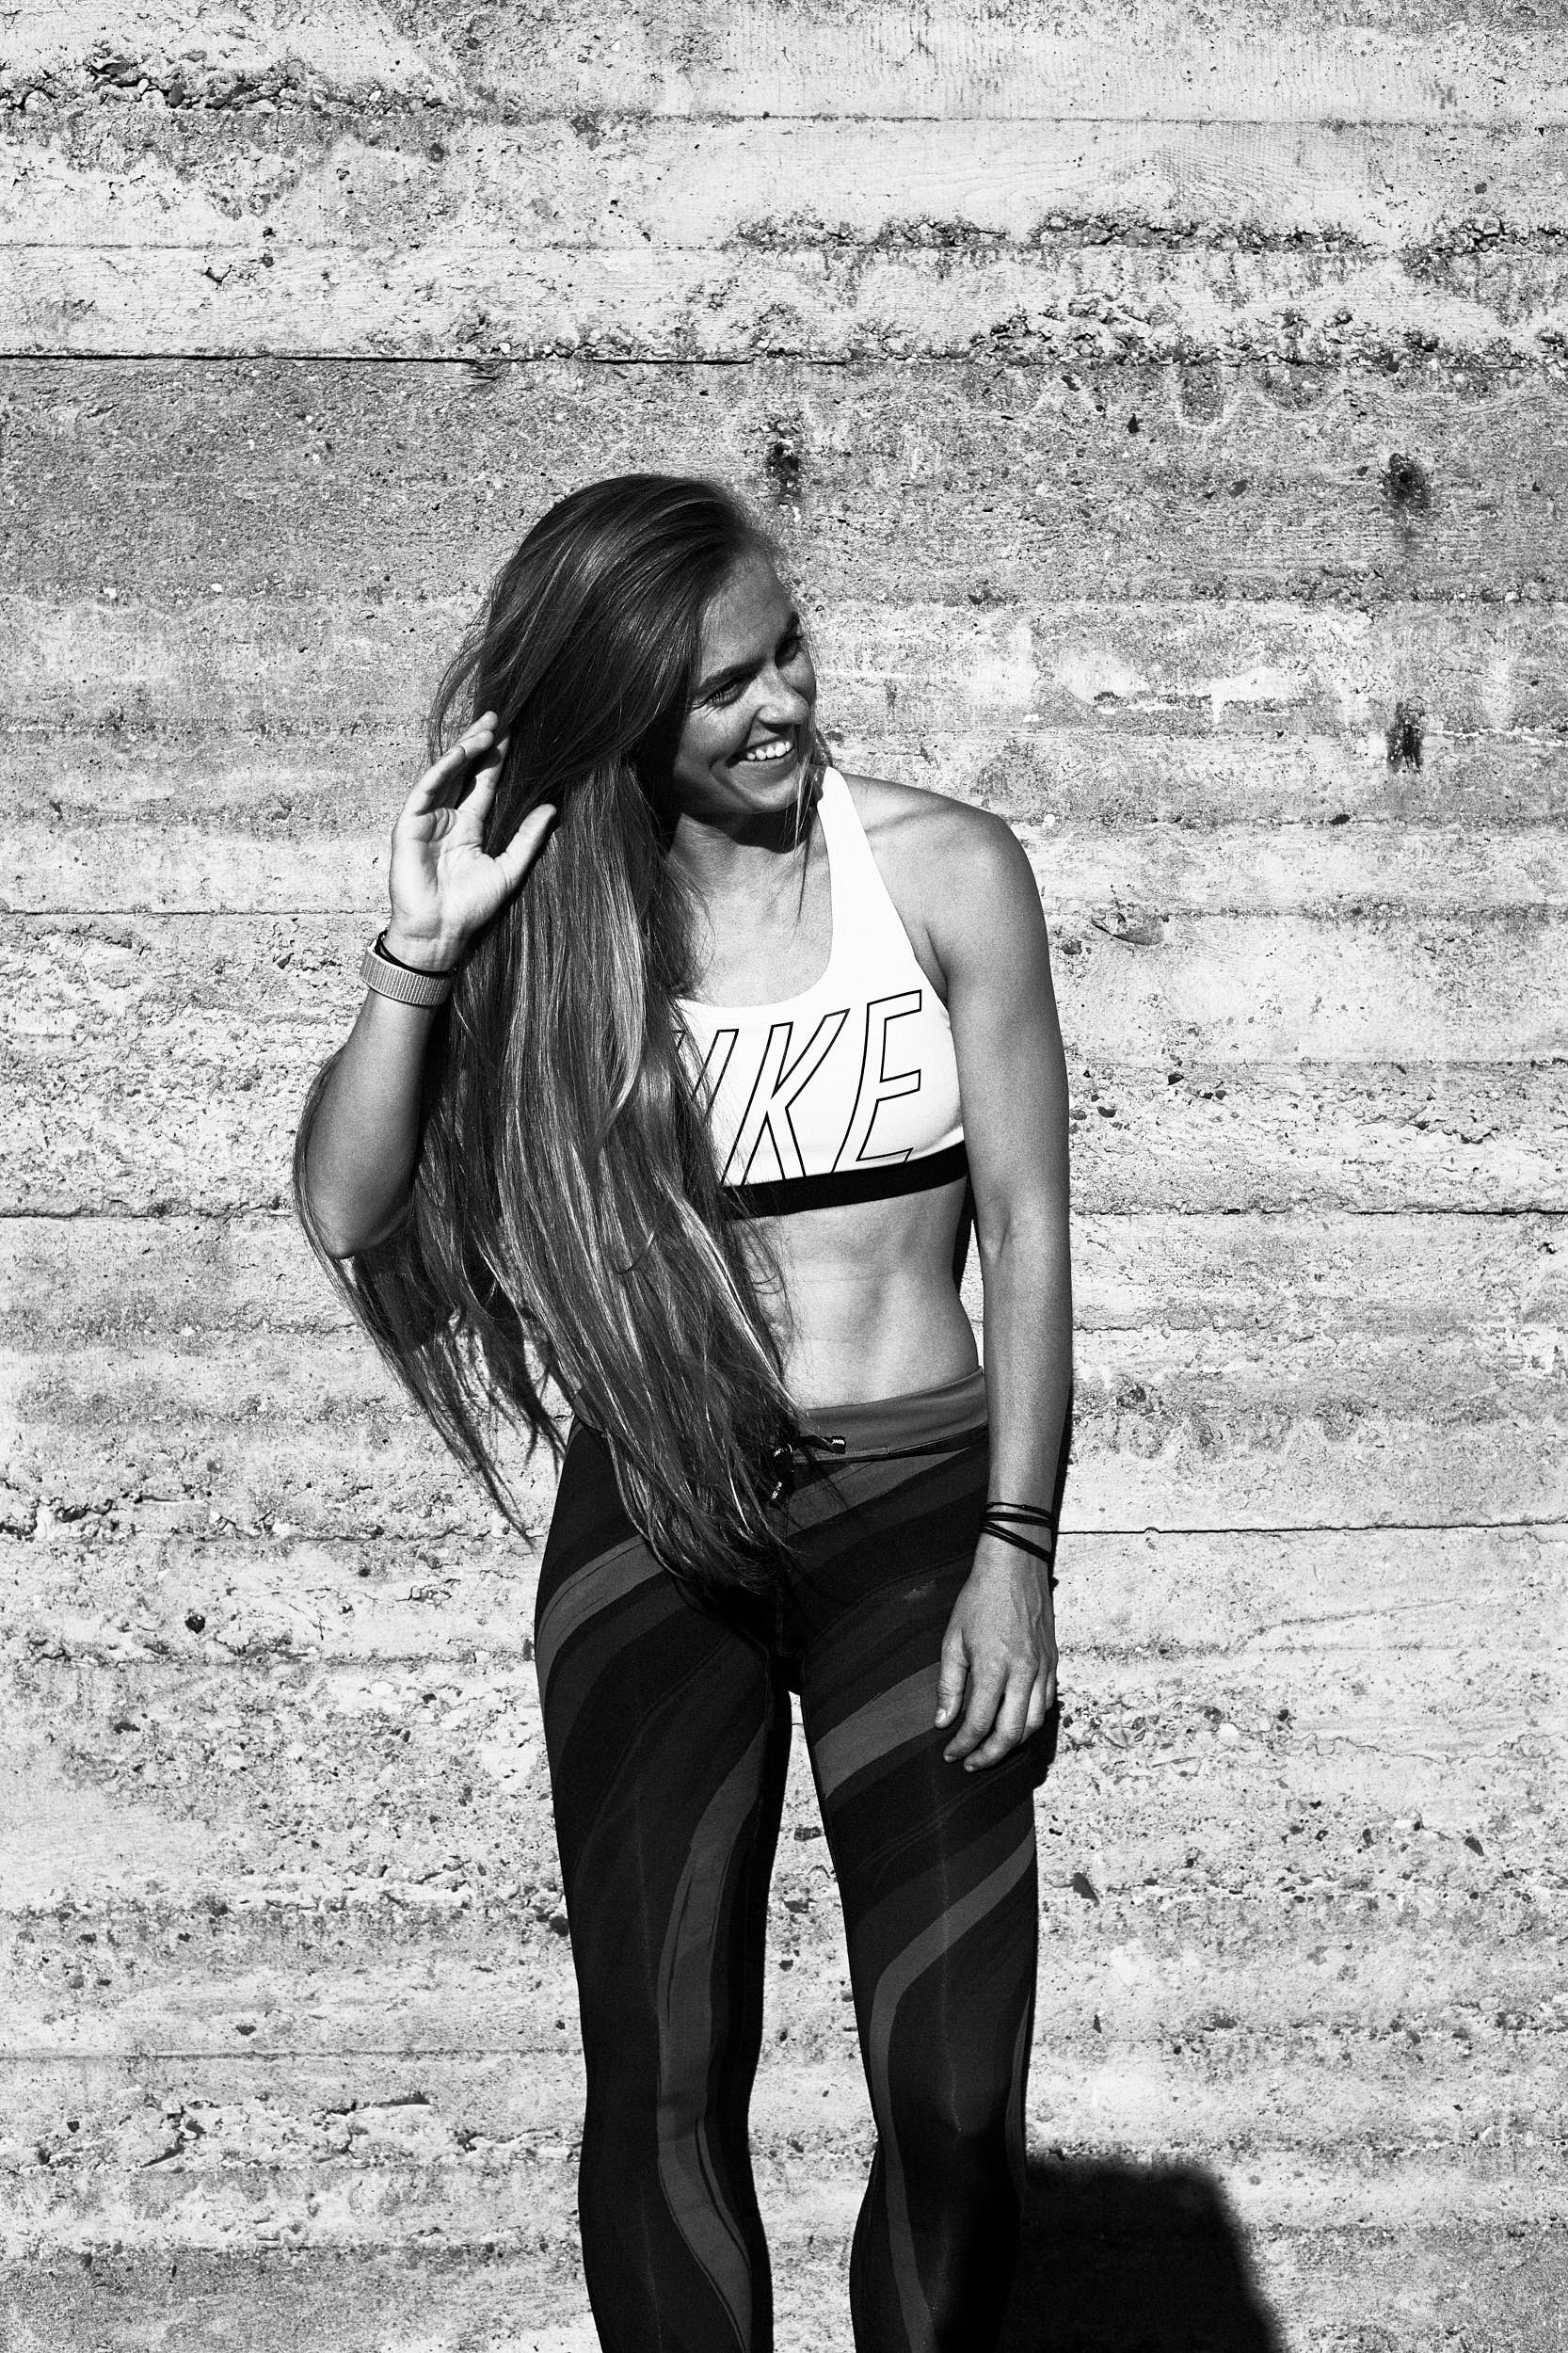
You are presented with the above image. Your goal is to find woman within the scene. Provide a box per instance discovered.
[296,474,1073,2353]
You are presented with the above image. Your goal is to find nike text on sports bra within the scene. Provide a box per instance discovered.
[674,766,968,1219]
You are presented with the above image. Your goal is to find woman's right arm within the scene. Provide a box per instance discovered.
[300,710,558,1258]
[300,990,447,1259]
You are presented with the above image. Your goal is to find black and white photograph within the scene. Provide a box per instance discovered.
[1,5,1562,2349]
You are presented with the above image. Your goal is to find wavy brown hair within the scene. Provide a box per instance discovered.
[293,474,832,1597]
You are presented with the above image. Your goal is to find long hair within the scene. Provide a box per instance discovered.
[293,474,832,1597]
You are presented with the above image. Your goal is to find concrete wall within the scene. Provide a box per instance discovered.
[2,5,1564,2346]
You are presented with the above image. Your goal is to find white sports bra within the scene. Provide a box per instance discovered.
[675,767,968,1220]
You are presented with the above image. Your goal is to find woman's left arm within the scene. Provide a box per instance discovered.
[928,803,1074,1770]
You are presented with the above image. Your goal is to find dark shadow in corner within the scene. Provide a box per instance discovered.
[999,2155,1285,2353]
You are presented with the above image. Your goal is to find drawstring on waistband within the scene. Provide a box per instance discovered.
[763,1429,846,1508]
[762,1417,990,1508]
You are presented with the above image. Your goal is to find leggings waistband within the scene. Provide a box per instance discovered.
[789,1363,988,1456]
[566,1366,990,1497]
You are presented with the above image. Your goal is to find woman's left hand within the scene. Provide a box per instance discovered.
[936,1539,1058,1769]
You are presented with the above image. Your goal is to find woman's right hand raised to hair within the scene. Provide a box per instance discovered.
[384,710,558,969]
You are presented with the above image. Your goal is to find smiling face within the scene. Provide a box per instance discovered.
[670,547,818,831]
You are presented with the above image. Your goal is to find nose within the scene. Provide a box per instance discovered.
[753,664,813,727]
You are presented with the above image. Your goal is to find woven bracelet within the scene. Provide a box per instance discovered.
[360,929,456,1008]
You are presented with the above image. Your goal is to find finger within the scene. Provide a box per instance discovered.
[439,715,501,775]
[404,718,500,810]
[963,1675,1034,1771]
[459,735,510,809]
[403,748,492,822]
[934,1620,969,1728]
[491,801,559,895]
[943,1669,1007,1763]
[1023,1672,1050,1738]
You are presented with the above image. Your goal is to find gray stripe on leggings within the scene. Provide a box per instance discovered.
[812,1667,936,1799]
[867,1824,1037,2353]
[1005,1985,1032,2199]
[535,1535,664,1696]
[655,1720,768,2350]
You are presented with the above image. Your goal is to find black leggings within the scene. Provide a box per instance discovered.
[534,1365,1054,2353]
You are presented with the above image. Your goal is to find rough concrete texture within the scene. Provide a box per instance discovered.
[2,4,1565,2348]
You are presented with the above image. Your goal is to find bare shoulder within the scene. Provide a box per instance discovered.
[841,768,1019,994]
[841,767,1006,872]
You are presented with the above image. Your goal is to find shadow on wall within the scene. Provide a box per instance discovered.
[1000,2156,1284,2352]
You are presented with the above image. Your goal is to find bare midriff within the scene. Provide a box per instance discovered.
[738,1172,979,1409]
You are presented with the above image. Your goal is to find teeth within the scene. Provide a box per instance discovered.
[739,739,792,763]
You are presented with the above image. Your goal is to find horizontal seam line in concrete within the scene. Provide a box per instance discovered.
[12,902,1568,914]
[6,1207,1567,1222]
[10,908,1567,920]
[6,230,1562,248]
[0,2052,586,2063]
[943,1519,1564,1534]
[10,106,1568,124]
[15,1521,1565,1545]
[6,349,1568,373]
[0,2041,1548,2062]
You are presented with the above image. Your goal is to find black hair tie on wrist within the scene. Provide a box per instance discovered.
[979,1501,1058,1588]
[375,927,456,978]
